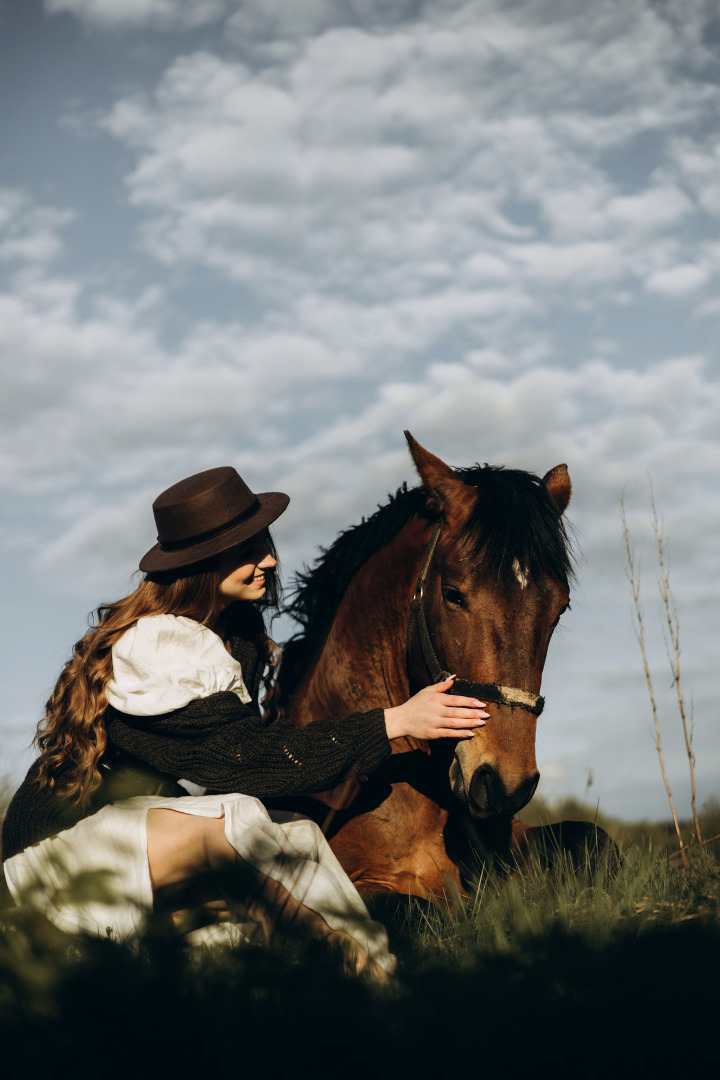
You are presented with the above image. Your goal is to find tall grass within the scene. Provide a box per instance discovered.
[382,839,719,967]
[1,841,718,1075]
[621,485,707,863]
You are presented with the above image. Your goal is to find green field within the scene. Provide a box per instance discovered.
[2,792,718,1077]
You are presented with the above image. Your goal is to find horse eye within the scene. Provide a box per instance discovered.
[442,585,466,609]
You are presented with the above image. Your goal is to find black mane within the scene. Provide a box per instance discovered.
[282,463,573,650]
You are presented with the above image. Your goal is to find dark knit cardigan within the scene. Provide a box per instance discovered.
[2,631,390,862]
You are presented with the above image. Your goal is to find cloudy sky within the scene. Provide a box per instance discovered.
[1,0,718,822]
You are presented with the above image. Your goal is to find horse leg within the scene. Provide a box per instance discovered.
[448,814,610,882]
[329,787,463,902]
[445,814,515,878]
[509,818,619,872]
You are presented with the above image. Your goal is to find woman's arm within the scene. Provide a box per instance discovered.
[105,695,390,797]
[105,677,486,799]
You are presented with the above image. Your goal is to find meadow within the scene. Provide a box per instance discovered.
[2,501,715,1076]
[1,788,718,1077]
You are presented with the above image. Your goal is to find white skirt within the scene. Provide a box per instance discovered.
[3,793,393,970]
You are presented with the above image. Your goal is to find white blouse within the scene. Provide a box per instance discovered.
[105,614,252,716]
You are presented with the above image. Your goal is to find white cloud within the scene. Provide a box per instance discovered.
[645,263,710,296]
[605,184,693,232]
[45,0,229,30]
[0,188,74,266]
[89,2,720,329]
[16,317,715,608]
[669,136,720,218]
[512,241,623,284]
[224,0,399,45]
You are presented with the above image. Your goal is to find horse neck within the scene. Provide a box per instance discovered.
[287,515,431,725]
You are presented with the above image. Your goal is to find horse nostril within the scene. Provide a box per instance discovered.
[518,771,540,810]
[507,771,540,814]
[467,767,540,818]
[467,764,502,817]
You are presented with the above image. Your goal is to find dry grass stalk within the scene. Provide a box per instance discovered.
[621,494,688,868]
[648,484,705,853]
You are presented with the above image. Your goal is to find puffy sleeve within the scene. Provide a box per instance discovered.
[106,614,252,716]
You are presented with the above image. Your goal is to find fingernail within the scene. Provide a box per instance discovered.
[448,673,457,680]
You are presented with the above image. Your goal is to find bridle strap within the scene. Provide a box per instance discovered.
[407,522,444,681]
[407,522,545,718]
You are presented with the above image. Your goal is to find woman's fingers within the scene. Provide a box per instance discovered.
[429,680,488,713]
[439,718,485,733]
[434,690,489,738]
[442,696,489,713]
[384,681,491,741]
[433,690,489,719]
[446,712,487,724]
[437,724,483,739]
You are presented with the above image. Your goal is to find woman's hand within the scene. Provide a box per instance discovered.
[384,676,489,741]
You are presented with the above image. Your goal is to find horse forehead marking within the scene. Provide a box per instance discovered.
[512,558,529,589]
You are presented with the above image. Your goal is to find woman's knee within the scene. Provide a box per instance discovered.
[146,809,230,890]
[200,815,240,873]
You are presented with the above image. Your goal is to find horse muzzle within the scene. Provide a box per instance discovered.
[450,756,540,819]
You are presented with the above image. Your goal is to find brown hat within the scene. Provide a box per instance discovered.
[139,466,290,573]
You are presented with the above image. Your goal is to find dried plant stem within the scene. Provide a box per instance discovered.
[649,485,704,852]
[621,495,687,868]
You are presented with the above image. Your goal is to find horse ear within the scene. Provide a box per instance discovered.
[405,430,476,528]
[542,463,571,515]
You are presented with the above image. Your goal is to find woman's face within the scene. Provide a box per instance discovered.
[216,532,277,607]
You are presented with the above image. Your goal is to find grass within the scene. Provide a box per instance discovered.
[1,826,718,1077]
[387,840,719,960]
[3,758,719,1076]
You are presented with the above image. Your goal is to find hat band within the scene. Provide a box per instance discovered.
[158,498,262,552]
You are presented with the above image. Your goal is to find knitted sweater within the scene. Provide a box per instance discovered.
[2,631,390,862]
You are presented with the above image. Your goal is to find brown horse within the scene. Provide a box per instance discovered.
[276,432,598,900]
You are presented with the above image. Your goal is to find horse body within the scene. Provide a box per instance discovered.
[280,433,573,900]
[285,514,455,895]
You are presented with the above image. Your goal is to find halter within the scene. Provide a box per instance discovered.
[406,521,545,717]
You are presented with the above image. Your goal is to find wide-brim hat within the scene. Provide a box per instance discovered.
[139,466,290,574]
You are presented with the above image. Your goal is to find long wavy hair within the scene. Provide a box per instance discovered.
[35,535,281,807]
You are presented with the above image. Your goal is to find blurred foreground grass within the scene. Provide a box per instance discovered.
[2,858,718,1075]
[1,787,719,1076]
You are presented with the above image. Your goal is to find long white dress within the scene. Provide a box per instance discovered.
[4,616,394,970]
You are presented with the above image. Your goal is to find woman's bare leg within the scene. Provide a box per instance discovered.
[145,809,377,971]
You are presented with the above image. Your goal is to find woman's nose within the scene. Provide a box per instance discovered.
[258,552,277,569]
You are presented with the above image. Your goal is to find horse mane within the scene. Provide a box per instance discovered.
[277,464,573,702]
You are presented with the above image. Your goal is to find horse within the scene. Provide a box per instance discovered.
[274,432,606,900]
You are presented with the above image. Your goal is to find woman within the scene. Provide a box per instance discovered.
[2,466,488,970]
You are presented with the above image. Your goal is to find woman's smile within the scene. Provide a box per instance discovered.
[216,532,277,606]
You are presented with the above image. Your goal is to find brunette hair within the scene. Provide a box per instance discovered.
[35,536,281,806]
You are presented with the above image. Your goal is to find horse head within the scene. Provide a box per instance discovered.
[405,432,572,821]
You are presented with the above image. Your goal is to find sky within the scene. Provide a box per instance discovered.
[1,0,718,823]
